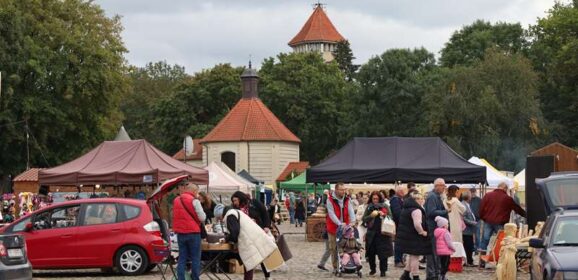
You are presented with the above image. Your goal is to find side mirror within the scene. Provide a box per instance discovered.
[529,238,545,249]
[24,222,33,232]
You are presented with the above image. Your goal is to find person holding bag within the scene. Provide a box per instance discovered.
[172,181,206,280]
[362,191,393,277]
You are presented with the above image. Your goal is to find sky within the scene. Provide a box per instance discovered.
[96,0,555,74]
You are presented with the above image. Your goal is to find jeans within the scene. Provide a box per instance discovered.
[480,222,504,252]
[473,222,481,251]
[328,233,338,270]
[394,241,403,264]
[289,208,295,224]
[177,233,201,280]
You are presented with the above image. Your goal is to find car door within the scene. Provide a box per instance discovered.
[19,205,81,268]
[532,217,555,279]
[75,203,125,266]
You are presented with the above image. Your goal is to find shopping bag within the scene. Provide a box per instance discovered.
[381,216,396,237]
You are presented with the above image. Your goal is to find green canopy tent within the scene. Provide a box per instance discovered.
[279,171,330,194]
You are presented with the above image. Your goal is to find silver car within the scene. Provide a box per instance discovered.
[0,233,33,280]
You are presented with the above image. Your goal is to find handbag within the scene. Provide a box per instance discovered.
[180,196,207,239]
[381,216,396,237]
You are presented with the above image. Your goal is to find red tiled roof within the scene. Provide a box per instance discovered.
[200,98,301,144]
[276,161,310,182]
[13,168,43,182]
[173,139,203,161]
[288,5,345,47]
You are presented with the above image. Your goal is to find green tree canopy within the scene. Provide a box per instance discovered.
[151,64,243,154]
[333,40,359,81]
[353,48,436,137]
[529,1,578,147]
[440,20,528,67]
[121,61,190,145]
[0,0,128,176]
[423,49,546,171]
[259,52,354,164]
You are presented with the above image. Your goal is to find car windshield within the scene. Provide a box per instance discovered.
[552,218,578,246]
[544,178,578,209]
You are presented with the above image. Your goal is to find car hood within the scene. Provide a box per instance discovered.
[551,247,578,270]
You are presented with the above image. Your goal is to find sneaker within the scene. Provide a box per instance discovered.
[369,269,377,276]
[380,271,386,277]
[317,265,328,271]
[419,264,426,270]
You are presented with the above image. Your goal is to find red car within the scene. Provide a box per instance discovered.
[0,198,169,275]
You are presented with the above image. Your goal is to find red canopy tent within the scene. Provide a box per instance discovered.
[38,140,208,185]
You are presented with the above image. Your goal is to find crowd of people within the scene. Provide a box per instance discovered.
[171,176,526,280]
[316,179,526,280]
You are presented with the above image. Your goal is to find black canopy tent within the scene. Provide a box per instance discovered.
[237,169,264,185]
[307,137,486,184]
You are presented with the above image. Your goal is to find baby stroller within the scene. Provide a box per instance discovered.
[336,225,363,278]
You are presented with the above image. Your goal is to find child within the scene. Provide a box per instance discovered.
[434,216,455,280]
[338,225,363,271]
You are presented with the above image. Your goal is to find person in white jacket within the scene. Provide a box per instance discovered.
[214,204,277,280]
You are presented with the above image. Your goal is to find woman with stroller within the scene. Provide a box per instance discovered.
[337,225,363,276]
[362,191,393,277]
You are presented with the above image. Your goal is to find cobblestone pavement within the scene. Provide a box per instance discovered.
[33,223,529,280]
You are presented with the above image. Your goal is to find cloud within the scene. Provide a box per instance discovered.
[96,0,553,73]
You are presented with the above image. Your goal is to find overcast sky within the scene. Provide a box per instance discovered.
[96,0,554,74]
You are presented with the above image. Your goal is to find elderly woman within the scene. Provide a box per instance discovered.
[213,204,277,280]
[460,190,478,266]
[362,191,393,277]
[398,192,432,280]
[444,185,465,243]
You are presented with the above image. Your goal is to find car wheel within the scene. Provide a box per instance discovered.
[115,245,149,276]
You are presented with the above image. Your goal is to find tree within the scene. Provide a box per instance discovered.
[423,49,546,170]
[151,64,243,154]
[333,40,359,81]
[353,48,437,138]
[0,0,129,178]
[440,20,528,67]
[528,1,578,147]
[259,52,354,164]
[122,61,190,145]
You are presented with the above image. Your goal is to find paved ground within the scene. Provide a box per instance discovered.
[33,223,530,280]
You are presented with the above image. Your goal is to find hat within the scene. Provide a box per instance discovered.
[214,204,225,219]
[435,216,448,228]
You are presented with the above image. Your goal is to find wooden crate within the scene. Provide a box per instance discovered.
[306,216,326,242]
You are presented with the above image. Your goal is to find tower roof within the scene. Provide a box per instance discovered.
[288,5,345,47]
[200,98,301,144]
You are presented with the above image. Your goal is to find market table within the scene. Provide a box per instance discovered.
[200,242,236,280]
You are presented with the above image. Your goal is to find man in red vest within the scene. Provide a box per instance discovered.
[172,181,206,280]
[326,182,356,274]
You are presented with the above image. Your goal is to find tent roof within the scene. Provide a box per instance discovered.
[468,157,514,188]
[203,162,253,193]
[238,169,264,185]
[38,140,208,185]
[114,125,131,141]
[280,171,329,191]
[307,137,486,184]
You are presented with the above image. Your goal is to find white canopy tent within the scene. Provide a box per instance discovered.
[202,162,255,203]
[468,157,514,189]
[514,169,525,191]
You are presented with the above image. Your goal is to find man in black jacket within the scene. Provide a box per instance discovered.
[390,184,407,267]
[425,178,449,280]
